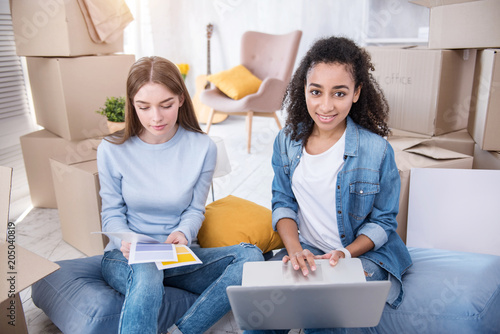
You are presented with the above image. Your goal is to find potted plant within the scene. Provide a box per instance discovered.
[96,96,126,133]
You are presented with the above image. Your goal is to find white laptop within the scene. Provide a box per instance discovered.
[227,259,391,330]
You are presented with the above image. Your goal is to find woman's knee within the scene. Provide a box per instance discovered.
[102,250,131,294]
[128,263,164,295]
[233,243,265,262]
[359,258,388,281]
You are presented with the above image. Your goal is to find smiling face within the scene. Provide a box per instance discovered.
[304,62,361,139]
[133,82,184,144]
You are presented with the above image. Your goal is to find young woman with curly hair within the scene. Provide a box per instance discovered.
[246,37,412,334]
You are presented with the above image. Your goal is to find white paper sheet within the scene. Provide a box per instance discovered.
[92,231,206,268]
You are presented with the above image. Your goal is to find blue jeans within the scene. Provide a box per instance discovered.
[102,243,264,334]
[244,242,388,334]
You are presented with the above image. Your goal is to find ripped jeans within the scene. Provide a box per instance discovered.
[244,242,388,334]
[102,243,264,334]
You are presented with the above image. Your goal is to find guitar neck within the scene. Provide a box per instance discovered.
[204,24,213,89]
[206,38,211,76]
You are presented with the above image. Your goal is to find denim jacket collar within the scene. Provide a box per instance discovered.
[344,116,359,158]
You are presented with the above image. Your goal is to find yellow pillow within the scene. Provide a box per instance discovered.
[198,195,284,253]
[207,65,262,100]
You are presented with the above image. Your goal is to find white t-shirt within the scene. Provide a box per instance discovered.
[292,131,346,253]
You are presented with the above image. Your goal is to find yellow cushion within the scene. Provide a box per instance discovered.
[198,195,284,253]
[207,65,262,100]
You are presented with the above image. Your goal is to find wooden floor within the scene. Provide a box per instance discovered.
[15,114,284,334]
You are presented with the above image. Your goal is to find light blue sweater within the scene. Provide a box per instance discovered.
[97,126,217,252]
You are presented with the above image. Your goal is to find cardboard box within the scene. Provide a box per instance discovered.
[473,144,500,170]
[20,129,100,208]
[389,137,473,243]
[412,0,500,49]
[26,54,135,141]
[50,151,106,256]
[407,168,500,256]
[0,166,59,333]
[389,128,475,156]
[11,0,124,56]
[0,167,10,239]
[468,49,500,151]
[368,47,476,136]
[0,294,27,334]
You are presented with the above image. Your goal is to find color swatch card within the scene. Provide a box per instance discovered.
[156,245,202,270]
[129,242,177,264]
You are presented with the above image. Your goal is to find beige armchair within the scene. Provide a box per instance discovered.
[200,30,302,153]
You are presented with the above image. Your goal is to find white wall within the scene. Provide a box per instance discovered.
[124,0,429,98]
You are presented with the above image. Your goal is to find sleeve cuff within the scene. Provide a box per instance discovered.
[357,222,388,250]
[272,207,298,231]
[173,228,193,246]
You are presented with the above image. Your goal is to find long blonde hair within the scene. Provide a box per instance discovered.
[108,56,202,144]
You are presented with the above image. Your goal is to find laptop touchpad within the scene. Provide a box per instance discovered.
[282,263,324,284]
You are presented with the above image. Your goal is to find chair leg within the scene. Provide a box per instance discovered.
[246,111,254,153]
[205,108,215,134]
[272,112,282,130]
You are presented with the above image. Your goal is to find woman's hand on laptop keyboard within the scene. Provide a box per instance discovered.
[314,250,346,267]
[282,249,317,276]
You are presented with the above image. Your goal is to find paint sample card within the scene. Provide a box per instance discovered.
[155,245,202,270]
[129,242,177,264]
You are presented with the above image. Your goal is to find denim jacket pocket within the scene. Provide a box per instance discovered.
[348,182,380,220]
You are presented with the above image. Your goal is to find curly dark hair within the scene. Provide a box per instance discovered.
[283,36,390,142]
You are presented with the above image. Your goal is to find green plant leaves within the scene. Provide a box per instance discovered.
[96,96,126,122]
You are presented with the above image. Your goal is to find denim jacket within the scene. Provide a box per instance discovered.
[271,116,412,308]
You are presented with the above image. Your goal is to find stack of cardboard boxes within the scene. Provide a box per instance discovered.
[367,0,500,242]
[12,0,135,256]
